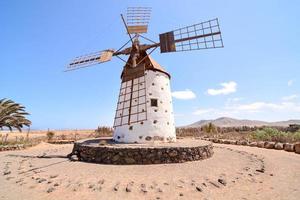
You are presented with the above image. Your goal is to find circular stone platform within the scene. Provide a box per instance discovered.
[69,138,213,165]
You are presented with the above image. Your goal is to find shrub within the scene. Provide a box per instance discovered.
[251,127,300,143]
[46,131,55,141]
[202,123,218,134]
[94,126,113,137]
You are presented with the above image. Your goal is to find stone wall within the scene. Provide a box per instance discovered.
[203,138,300,154]
[70,140,213,165]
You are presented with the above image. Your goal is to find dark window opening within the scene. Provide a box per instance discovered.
[153,120,158,124]
[151,99,158,107]
[129,126,133,130]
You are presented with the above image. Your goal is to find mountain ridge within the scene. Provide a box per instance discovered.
[185,117,300,128]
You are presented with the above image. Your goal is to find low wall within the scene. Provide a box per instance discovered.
[69,138,213,165]
[203,138,300,154]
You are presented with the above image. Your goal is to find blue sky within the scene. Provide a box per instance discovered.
[1,0,299,129]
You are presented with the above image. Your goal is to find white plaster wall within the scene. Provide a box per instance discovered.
[113,70,176,143]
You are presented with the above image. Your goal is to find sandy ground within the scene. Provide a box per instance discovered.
[0,139,299,200]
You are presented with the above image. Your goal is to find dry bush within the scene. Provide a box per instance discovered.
[46,131,55,141]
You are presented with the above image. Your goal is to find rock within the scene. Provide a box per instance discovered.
[294,143,300,154]
[50,175,58,179]
[256,169,265,173]
[229,140,237,145]
[54,183,60,187]
[124,157,136,164]
[169,150,178,157]
[113,183,119,191]
[250,142,257,147]
[6,177,14,180]
[94,186,102,191]
[38,178,47,183]
[274,143,284,150]
[196,186,202,192]
[126,184,132,192]
[3,171,11,176]
[284,143,295,152]
[141,184,147,193]
[209,181,220,188]
[179,193,184,196]
[264,142,275,149]
[47,187,55,193]
[112,155,120,162]
[218,178,227,186]
[157,188,163,192]
[257,141,265,148]
[69,154,79,161]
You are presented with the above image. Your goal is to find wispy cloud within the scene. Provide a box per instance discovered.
[192,100,300,119]
[193,108,214,115]
[207,81,237,96]
[288,79,294,86]
[282,94,298,101]
[172,89,196,100]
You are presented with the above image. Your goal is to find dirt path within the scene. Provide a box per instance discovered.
[0,140,299,200]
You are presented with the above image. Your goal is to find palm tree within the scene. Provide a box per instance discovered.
[0,98,31,132]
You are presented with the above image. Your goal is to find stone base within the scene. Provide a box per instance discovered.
[68,138,213,165]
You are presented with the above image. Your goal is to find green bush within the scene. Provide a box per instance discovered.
[252,127,300,143]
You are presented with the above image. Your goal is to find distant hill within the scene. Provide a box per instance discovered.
[185,117,300,128]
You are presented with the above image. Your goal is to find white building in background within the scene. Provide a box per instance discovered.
[113,54,176,143]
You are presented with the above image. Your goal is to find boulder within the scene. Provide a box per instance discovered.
[264,142,275,149]
[284,143,295,152]
[229,140,237,145]
[257,141,265,148]
[249,142,257,147]
[274,143,284,150]
[223,140,231,144]
[294,143,300,154]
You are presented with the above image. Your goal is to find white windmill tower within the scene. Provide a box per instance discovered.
[66,7,223,143]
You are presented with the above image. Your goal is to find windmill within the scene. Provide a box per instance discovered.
[66,7,223,143]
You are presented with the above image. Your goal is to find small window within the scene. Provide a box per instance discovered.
[151,99,158,107]
[153,120,158,124]
[152,83,155,86]
[129,126,133,130]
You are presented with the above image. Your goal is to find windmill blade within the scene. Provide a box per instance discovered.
[159,18,223,53]
[126,7,151,34]
[66,49,115,71]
